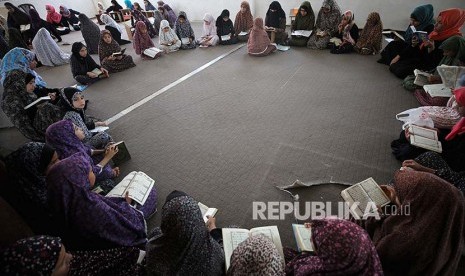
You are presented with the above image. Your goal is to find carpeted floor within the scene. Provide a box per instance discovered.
[1,20,463,274]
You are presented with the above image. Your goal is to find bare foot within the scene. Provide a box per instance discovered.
[112,167,120,177]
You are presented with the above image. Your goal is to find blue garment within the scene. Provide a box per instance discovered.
[0,48,47,87]
[124,0,134,10]
[404,4,435,42]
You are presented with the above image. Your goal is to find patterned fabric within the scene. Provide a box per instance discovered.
[286,218,383,275]
[421,96,461,129]
[79,14,101,54]
[438,35,465,66]
[101,14,123,34]
[307,0,341,49]
[163,4,177,27]
[339,10,356,46]
[0,47,46,86]
[445,87,465,141]
[32,28,70,66]
[133,21,155,55]
[404,4,435,42]
[124,0,134,9]
[59,5,71,17]
[159,19,178,45]
[355,12,383,55]
[46,152,148,250]
[228,235,284,275]
[146,193,224,275]
[234,1,253,34]
[248,17,274,55]
[175,11,196,49]
[0,236,61,275]
[429,8,465,42]
[99,30,136,73]
[132,9,157,38]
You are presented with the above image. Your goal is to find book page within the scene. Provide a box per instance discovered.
[292,30,312,37]
[410,134,442,152]
[359,178,390,207]
[250,226,284,260]
[424,84,452,98]
[292,224,313,252]
[125,172,155,205]
[221,35,230,41]
[198,202,218,222]
[24,96,51,110]
[106,171,137,198]
[408,125,437,140]
[91,68,103,75]
[181,37,190,44]
[222,228,250,270]
[343,183,370,216]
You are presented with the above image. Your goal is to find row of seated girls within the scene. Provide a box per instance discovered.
[1,1,465,276]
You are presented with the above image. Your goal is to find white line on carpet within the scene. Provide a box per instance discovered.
[106,44,245,124]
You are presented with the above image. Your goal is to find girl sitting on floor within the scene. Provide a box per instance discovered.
[197,14,219,47]
[133,21,161,59]
[99,30,136,73]
[159,20,180,53]
[70,42,109,85]
[175,11,196,50]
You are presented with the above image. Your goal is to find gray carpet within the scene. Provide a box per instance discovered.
[1,21,463,274]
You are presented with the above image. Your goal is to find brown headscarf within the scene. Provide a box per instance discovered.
[98,30,122,62]
[234,1,253,34]
[247,17,271,54]
[355,12,383,54]
[362,170,465,275]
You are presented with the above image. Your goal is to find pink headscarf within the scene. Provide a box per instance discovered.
[133,21,154,55]
[46,4,62,24]
[445,87,465,141]
[247,17,271,54]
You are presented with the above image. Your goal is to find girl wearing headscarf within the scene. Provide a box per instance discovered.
[358,170,465,275]
[157,1,165,8]
[45,5,63,28]
[61,87,112,149]
[101,14,131,45]
[132,9,157,38]
[99,30,136,73]
[4,2,31,30]
[265,1,287,44]
[144,0,156,11]
[79,13,101,54]
[175,11,196,50]
[198,13,219,47]
[106,0,124,13]
[146,191,224,275]
[59,5,81,30]
[163,4,177,28]
[248,17,277,57]
[70,42,109,85]
[234,1,253,42]
[330,10,359,54]
[286,218,383,275]
[0,236,145,275]
[97,2,106,14]
[7,28,28,49]
[379,4,435,65]
[29,8,65,43]
[217,10,238,45]
[1,48,45,86]
[133,2,143,11]
[153,10,163,34]
[289,1,315,47]
[228,235,284,275]
[46,152,154,250]
[0,14,9,39]
[124,0,134,10]
[307,0,341,50]
[159,19,180,53]
[4,142,59,233]
[133,21,159,58]
[355,12,382,55]
[1,70,62,141]
[32,29,70,67]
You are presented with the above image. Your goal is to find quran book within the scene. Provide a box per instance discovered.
[91,68,104,77]
[198,202,218,223]
[89,126,109,133]
[423,83,452,98]
[238,31,248,36]
[112,48,126,57]
[24,96,51,110]
[413,69,432,86]
[106,171,155,205]
[292,224,314,252]
[340,177,390,218]
[181,37,190,45]
[408,125,442,153]
[223,226,284,270]
[143,47,163,58]
[291,30,312,37]
[221,34,231,41]
[382,30,405,41]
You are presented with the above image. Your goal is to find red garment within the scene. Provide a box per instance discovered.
[429,8,465,41]
[45,4,62,24]
[446,87,465,141]
[133,21,154,55]
[234,1,253,35]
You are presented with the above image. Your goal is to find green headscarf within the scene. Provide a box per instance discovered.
[293,1,315,31]
[438,36,465,66]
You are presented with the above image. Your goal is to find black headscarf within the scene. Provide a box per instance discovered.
[8,28,27,49]
[71,42,86,61]
[266,1,285,28]
[29,9,44,34]
[216,9,234,36]
[4,2,31,28]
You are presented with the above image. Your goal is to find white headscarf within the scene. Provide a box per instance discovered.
[32,28,70,66]
[202,13,216,36]
[100,14,123,33]
[159,19,178,44]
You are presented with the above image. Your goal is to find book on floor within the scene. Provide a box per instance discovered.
[292,224,314,252]
[24,96,51,110]
[105,171,155,205]
[181,37,190,45]
[437,65,465,89]
[291,30,312,37]
[238,31,248,36]
[112,141,132,166]
[89,126,109,133]
[221,34,231,41]
[223,226,284,270]
[340,177,391,218]
[413,69,432,86]
[198,202,218,222]
[143,47,163,58]
[407,124,442,153]
[423,83,452,98]
[112,48,126,57]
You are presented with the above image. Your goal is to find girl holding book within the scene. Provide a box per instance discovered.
[306,0,341,50]
[70,42,109,85]
[289,1,315,47]
[98,30,136,73]
[133,21,161,59]
[234,1,253,42]
[197,14,219,47]
[216,10,238,45]
[175,11,197,50]
[158,20,180,53]
[264,1,287,44]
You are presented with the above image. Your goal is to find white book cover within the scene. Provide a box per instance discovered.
[238,31,248,36]
[24,96,51,110]
[181,37,190,45]
[423,83,452,98]
[89,126,109,133]
[106,171,155,205]
[292,30,312,37]
[198,202,218,222]
[221,35,230,41]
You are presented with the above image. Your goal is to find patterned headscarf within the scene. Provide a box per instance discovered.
[234,1,253,34]
[248,17,271,54]
[175,11,195,39]
[146,192,224,275]
[202,13,216,36]
[46,4,62,24]
[286,218,383,275]
[133,21,154,55]
[0,47,47,87]
[404,4,435,42]
[438,35,465,66]
[100,14,123,33]
[45,119,92,160]
[132,9,157,37]
[153,10,163,31]
[78,13,101,54]
[59,5,71,18]
[355,12,383,54]
[446,87,465,141]
[228,235,284,275]
[98,29,121,62]
[315,0,341,34]
[159,19,177,44]
[340,10,356,45]
[429,8,465,41]
[32,28,70,67]
[1,236,62,275]
[144,0,156,11]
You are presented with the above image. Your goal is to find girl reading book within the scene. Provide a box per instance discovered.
[174,11,196,50]
[99,30,136,73]
[70,42,108,85]
[197,14,219,47]
[158,20,180,53]
[133,21,161,59]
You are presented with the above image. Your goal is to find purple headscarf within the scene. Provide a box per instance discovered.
[46,152,147,250]
[132,9,157,38]
[286,218,383,275]
[163,4,176,27]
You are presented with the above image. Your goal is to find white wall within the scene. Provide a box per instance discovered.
[2,0,464,30]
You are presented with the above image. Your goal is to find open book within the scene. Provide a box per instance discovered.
[408,124,442,153]
[143,47,163,58]
[292,30,312,37]
[181,37,191,45]
[91,68,104,77]
[292,224,314,252]
[223,226,284,270]
[106,171,155,205]
[410,26,429,42]
[413,69,432,86]
[382,30,405,41]
[238,31,248,36]
[437,65,465,89]
[198,202,218,222]
[329,37,342,46]
[20,24,31,32]
[71,84,88,91]
[221,34,231,41]
[340,177,391,218]
[89,126,109,133]
[423,83,452,98]
[56,26,68,32]
[24,96,51,110]
[112,48,126,57]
